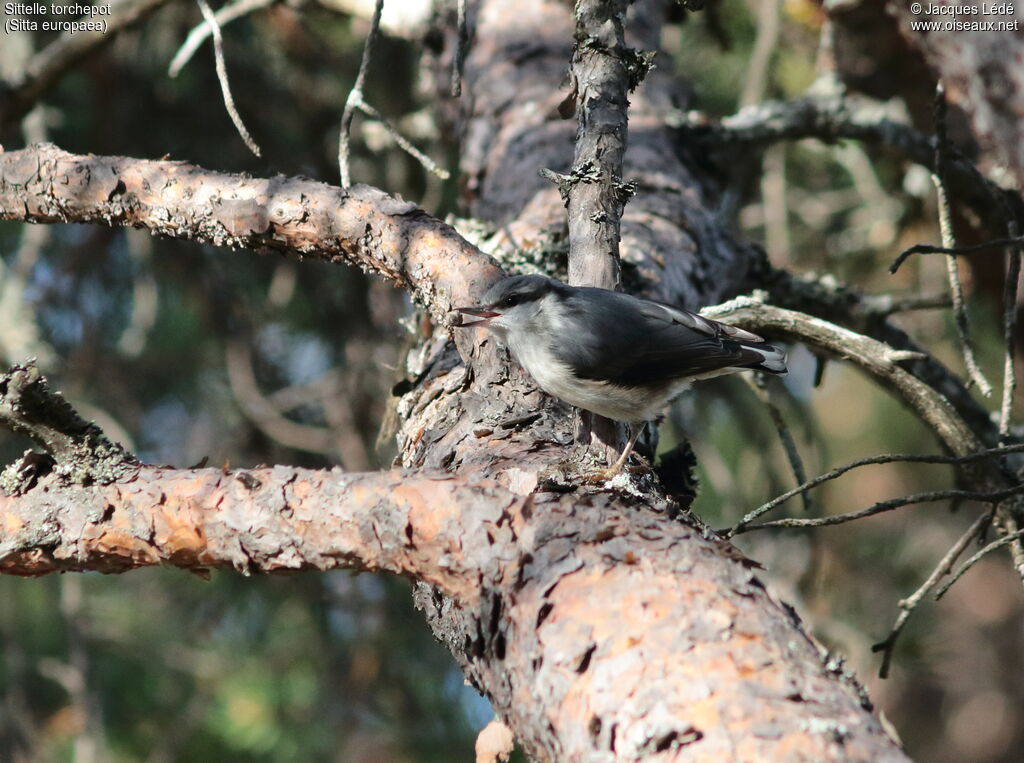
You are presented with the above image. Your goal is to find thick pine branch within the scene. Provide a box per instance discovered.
[0,465,513,601]
[0,459,907,761]
[0,144,500,320]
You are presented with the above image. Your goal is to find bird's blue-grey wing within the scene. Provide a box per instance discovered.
[557,291,781,385]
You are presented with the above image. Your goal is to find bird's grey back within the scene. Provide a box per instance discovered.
[550,285,784,385]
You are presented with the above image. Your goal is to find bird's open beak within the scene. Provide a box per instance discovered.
[454,307,500,327]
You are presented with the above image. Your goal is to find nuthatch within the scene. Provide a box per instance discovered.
[455,275,787,473]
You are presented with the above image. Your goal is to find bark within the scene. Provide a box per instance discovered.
[0,465,521,598]
[0,143,501,320]
[563,0,632,289]
[412,487,902,762]
[0,464,905,761]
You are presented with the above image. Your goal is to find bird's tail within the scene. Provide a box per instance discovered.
[744,342,787,375]
[686,341,787,383]
[708,320,787,376]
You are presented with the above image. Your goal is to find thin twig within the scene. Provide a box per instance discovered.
[889,237,1024,273]
[932,84,990,395]
[450,0,469,97]
[170,0,276,77]
[999,219,1021,441]
[931,90,989,392]
[338,0,385,186]
[872,512,990,679]
[196,0,262,158]
[748,279,1024,584]
[734,483,1024,534]
[729,442,1024,535]
[934,179,991,394]
[354,100,450,180]
[993,209,1024,602]
[336,4,451,183]
[935,528,1024,601]
[995,508,1024,585]
[700,300,989,469]
[746,374,810,511]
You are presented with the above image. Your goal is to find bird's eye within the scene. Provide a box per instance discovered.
[502,294,521,307]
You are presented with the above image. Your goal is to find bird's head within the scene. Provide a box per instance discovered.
[454,274,559,339]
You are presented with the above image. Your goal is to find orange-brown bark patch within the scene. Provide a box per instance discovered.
[2,511,24,535]
[91,528,160,566]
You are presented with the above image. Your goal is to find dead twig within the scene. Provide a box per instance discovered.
[674,94,1020,238]
[196,0,263,157]
[996,218,1024,575]
[998,219,1021,441]
[701,298,982,461]
[888,237,1024,273]
[339,0,385,186]
[733,484,1024,533]
[169,0,277,77]
[935,527,1024,600]
[872,512,991,679]
[352,99,450,180]
[729,442,1024,535]
[337,0,447,185]
[704,298,1024,588]
[931,83,990,396]
[746,374,810,511]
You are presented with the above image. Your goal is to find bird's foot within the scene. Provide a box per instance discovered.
[576,460,649,485]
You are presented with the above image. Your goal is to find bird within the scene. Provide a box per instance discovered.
[454,274,787,474]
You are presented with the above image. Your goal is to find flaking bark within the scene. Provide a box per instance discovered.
[0,463,906,762]
[0,466,519,598]
[0,143,501,321]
